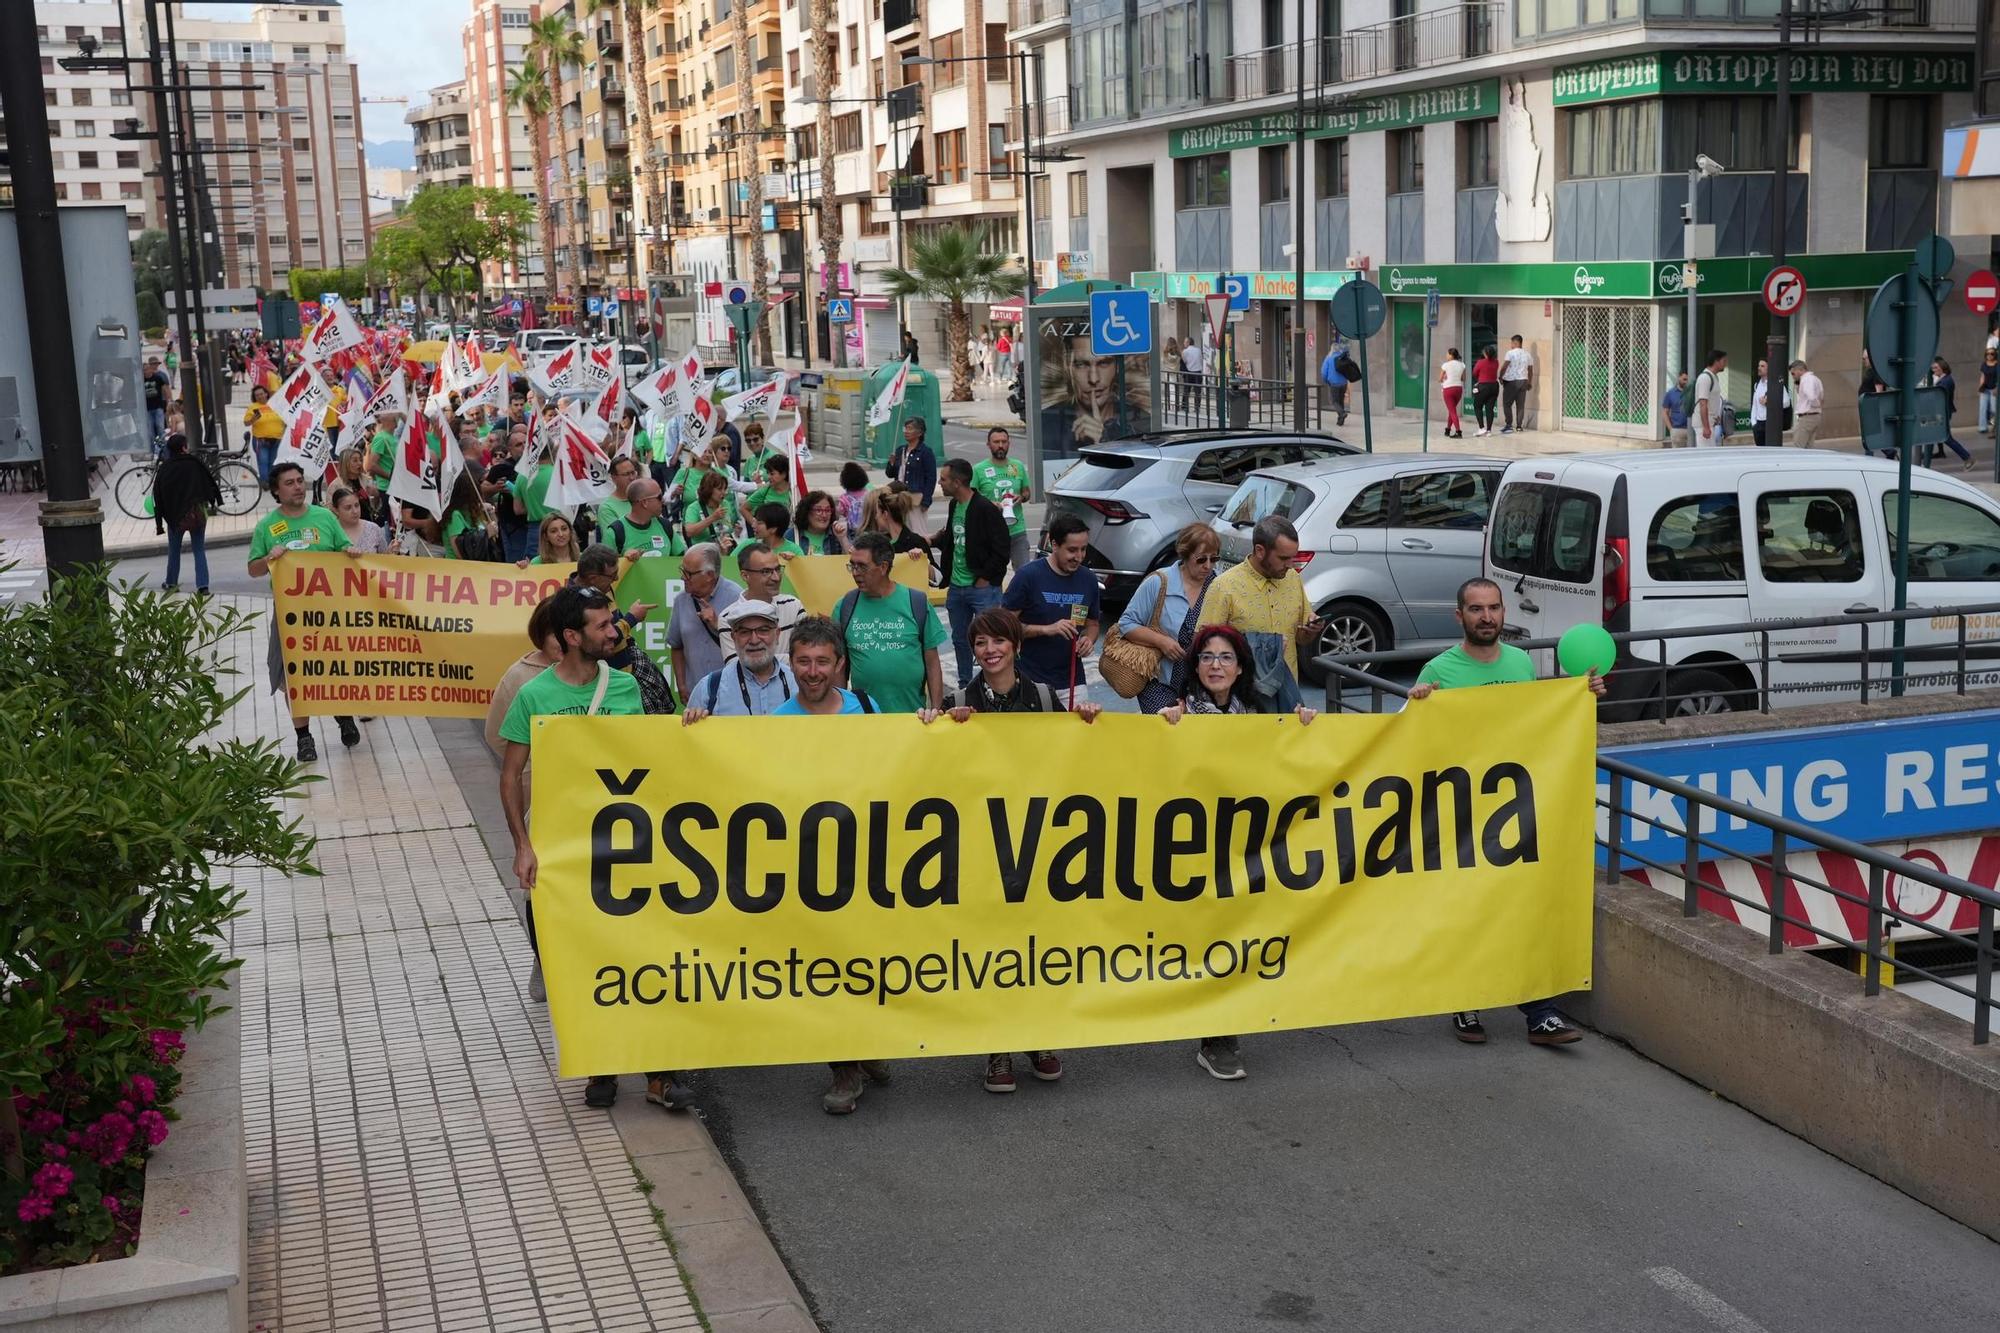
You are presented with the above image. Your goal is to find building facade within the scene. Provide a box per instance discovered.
[14,4,155,237]
[1039,0,1985,439]
[462,0,541,295]
[408,81,474,191]
[142,0,374,291]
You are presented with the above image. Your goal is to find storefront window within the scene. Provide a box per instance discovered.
[1316,138,1348,198]
[1390,128,1423,193]
[1460,119,1498,189]
[1177,153,1230,208]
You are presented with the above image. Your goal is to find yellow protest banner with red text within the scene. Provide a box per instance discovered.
[530,682,1597,1076]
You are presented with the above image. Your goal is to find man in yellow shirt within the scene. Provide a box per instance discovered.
[1202,515,1325,712]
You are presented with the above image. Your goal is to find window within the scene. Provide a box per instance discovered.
[80,182,102,200]
[1397,471,1493,530]
[72,87,93,106]
[1176,153,1229,208]
[984,23,1009,81]
[121,182,143,200]
[1663,96,1800,174]
[1067,172,1087,217]
[75,120,95,138]
[1489,484,1602,583]
[1647,494,1744,581]
[49,119,64,136]
[714,48,735,85]
[1460,119,1497,189]
[293,46,311,60]
[1755,491,1865,584]
[1339,481,1390,529]
[1221,476,1314,527]
[1881,493,2000,582]
[40,57,54,76]
[1259,144,1290,202]
[1563,99,1660,179]
[117,151,139,169]
[1316,137,1348,198]
[53,182,68,200]
[1191,444,1340,488]
[1390,128,1422,193]
[931,32,964,86]
[1870,96,1934,169]
[847,25,858,63]
[76,151,98,169]
[833,112,862,153]
[110,89,132,106]
[989,123,1007,165]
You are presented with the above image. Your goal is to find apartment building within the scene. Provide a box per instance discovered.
[564,0,636,302]
[141,1,373,291]
[9,3,154,237]
[1036,0,1985,440]
[462,0,541,295]
[408,81,474,191]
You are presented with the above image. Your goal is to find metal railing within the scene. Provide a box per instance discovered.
[1008,0,1069,31]
[1223,4,1504,101]
[1318,602,2000,721]
[1315,659,1997,1045]
[1157,374,1325,432]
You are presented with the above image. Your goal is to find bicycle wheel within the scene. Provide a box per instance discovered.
[113,465,157,521]
[213,461,264,516]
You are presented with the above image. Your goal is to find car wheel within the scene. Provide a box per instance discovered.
[1662,667,1744,718]
[1304,601,1392,684]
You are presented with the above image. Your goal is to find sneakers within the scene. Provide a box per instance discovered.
[583,1076,619,1109]
[1196,1037,1245,1081]
[295,730,317,762]
[1528,1016,1583,1046]
[857,1060,892,1085]
[822,1063,866,1114]
[1453,1011,1488,1044]
[645,1072,695,1111]
[337,716,361,748]
[984,1054,1017,1094]
[1476,427,1489,437]
[162,583,179,593]
[1027,1051,1063,1082]
[527,960,546,1003]
[1500,426,1513,435]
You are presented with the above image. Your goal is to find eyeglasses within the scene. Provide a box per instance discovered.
[742,563,782,576]
[572,586,610,605]
[1197,652,1237,666]
[846,559,878,572]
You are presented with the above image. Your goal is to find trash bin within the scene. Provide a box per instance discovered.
[861,363,945,464]
[1226,383,1252,429]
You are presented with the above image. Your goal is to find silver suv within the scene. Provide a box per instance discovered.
[1212,453,1506,677]
[1045,430,1354,611]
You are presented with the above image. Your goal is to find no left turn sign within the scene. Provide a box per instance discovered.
[1762,266,1806,318]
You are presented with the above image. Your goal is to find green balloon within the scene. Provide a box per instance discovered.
[144,495,155,517]
[1557,622,1616,678]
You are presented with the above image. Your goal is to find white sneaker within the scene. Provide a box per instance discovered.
[1476,427,1489,437]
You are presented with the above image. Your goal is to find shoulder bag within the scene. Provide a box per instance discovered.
[1098,571,1167,700]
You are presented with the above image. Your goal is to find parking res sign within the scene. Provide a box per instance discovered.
[1089,289,1153,357]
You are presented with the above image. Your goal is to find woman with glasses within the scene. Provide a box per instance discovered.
[792,489,849,556]
[1161,622,1315,1083]
[1115,523,1221,714]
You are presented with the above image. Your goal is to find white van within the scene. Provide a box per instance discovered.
[1483,449,2000,719]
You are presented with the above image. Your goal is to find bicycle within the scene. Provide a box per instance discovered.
[113,441,264,521]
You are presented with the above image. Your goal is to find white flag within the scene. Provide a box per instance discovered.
[767,413,809,497]
[721,373,785,422]
[580,340,619,392]
[357,368,408,424]
[433,401,465,515]
[275,361,331,424]
[302,297,366,364]
[273,403,337,480]
[632,347,704,416]
[866,357,912,426]
[386,400,449,514]
[458,368,505,414]
[452,336,483,393]
[545,415,616,510]
[527,341,584,396]
[581,372,625,444]
[677,385,721,455]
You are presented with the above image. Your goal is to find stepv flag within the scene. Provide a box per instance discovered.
[580,341,619,392]
[581,372,625,444]
[545,413,616,510]
[766,412,809,498]
[387,397,449,513]
[302,296,366,364]
[274,403,337,482]
[866,357,912,426]
[459,368,506,415]
[276,361,332,424]
[677,384,721,456]
[721,373,785,422]
[528,341,583,397]
[357,368,408,424]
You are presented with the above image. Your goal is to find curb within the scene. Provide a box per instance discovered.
[107,529,256,561]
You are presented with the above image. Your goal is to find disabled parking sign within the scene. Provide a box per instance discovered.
[1089,289,1153,357]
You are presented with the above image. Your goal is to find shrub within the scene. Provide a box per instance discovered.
[0,569,316,1274]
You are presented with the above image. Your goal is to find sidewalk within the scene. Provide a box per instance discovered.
[210,600,809,1332]
[0,460,271,568]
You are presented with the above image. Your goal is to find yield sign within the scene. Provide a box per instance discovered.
[1966,269,1999,317]
[1204,292,1228,332]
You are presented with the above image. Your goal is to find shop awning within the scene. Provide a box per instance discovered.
[987,301,1023,323]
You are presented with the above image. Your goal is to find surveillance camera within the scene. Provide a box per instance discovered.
[78,34,100,56]
[124,117,141,135]
[1696,154,1727,178]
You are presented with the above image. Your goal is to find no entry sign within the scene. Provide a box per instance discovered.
[1762,266,1806,318]
[1966,270,1999,317]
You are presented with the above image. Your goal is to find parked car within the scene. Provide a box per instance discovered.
[1045,430,1355,612]
[1483,448,2000,719]
[1211,453,1507,678]
[710,365,800,411]
[516,329,578,358]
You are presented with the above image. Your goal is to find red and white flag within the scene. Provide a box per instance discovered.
[275,361,331,424]
[721,373,785,422]
[451,335,483,393]
[528,341,583,397]
[866,357,912,426]
[274,403,337,481]
[458,368,506,415]
[632,347,702,416]
[302,297,366,364]
[387,399,449,513]
[545,413,616,510]
[433,401,466,512]
[580,341,619,392]
[677,386,721,455]
[766,412,810,497]
[582,372,625,444]
[356,367,408,424]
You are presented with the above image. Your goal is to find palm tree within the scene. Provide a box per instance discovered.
[528,11,588,310]
[612,0,661,288]
[506,60,558,309]
[809,0,841,364]
[879,226,1026,401]
[731,0,772,364]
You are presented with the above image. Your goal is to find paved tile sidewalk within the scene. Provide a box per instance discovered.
[0,459,273,567]
[207,598,701,1332]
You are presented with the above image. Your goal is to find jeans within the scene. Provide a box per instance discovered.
[164,522,208,591]
[252,439,278,484]
[1980,389,1996,436]
[503,523,535,563]
[148,407,167,451]
[1519,997,1564,1026]
[945,583,1002,687]
[1007,531,1032,575]
[1501,380,1527,429]
[1327,384,1348,426]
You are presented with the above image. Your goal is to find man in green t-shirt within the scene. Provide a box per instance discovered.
[510,453,558,525]
[838,531,945,712]
[971,427,1034,573]
[1407,576,1604,1049]
[498,585,692,1113]
[248,460,360,761]
[597,455,641,531]
[604,478,684,557]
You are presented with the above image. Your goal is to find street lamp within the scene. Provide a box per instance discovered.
[1684,153,1727,396]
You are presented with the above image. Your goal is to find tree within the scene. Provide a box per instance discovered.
[506,60,558,309]
[529,12,589,310]
[613,0,661,289]
[809,0,842,365]
[878,226,1026,400]
[731,1,773,364]
[131,229,172,334]
[368,186,533,324]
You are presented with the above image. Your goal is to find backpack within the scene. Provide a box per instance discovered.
[1336,354,1362,382]
[453,526,506,562]
[835,586,930,636]
[1319,349,1345,387]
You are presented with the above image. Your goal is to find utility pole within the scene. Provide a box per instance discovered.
[0,0,105,577]
[1765,0,1794,440]
[162,0,222,450]
[1291,4,1308,430]
[140,0,202,440]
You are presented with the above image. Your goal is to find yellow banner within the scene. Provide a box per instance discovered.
[530,681,1596,1075]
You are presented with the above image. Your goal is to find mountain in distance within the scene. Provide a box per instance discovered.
[365,139,415,170]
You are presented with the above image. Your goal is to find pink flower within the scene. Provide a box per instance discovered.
[136,1109,170,1147]
[45,1143,67,1160]
[31,1162,74,1199]
[81,1111,135,1166]
[16,1194,52,1224]
[23,1108,62,1137]
[102,1195,121,1213]
[125,1074,159,1106]
[147,1029,186,1064]
[117,1099,136,1115]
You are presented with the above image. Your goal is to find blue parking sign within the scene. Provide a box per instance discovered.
[586,296,603,316]
[1089,289,1153,357]
[827,298,854,324]
[1221,274,1252,311]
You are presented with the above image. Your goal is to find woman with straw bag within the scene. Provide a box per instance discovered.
[1104,523,1221,712]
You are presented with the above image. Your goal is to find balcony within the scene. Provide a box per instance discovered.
[600,75,625,101]
[884,0,919,35]
[608,177,633,204]
[1007,0,1068,33]
[596,22,621,53]
[889,178,930,210]
[1009,95,1070,143]
[1223,3,1501,101]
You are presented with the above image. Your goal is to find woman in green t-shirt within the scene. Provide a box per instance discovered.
[683,469,738,552]
[440,471,495,559]
[792,490,848,555]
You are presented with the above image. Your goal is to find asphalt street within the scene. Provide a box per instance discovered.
[690,1022,2000,1333]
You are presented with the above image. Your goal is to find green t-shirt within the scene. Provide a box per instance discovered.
[972,457,1032,536]
[767,538,805,559]
[249,504,350,563]
[1415,643,1535,691]
[800,530,841,556]
[948,507,972,587]
[843,589,947,713]
[498,664,643,744]
[440,510,483,558]
[511,465,556,523]
[609,514,684,557]
[597,496,633,530]
[744,482,792,517]
[368,429,397,479]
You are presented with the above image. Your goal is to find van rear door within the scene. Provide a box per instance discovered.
[1869,476,2000,694]
[1485,469,1604,671]
[1742,470,1888,705]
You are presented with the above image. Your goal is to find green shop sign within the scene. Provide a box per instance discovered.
[1651,251,1914,298]
[1554,50,1972,106]
[1378,261,1656,300]
[1169,79,1500,157]
[1133,269,1356,301]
